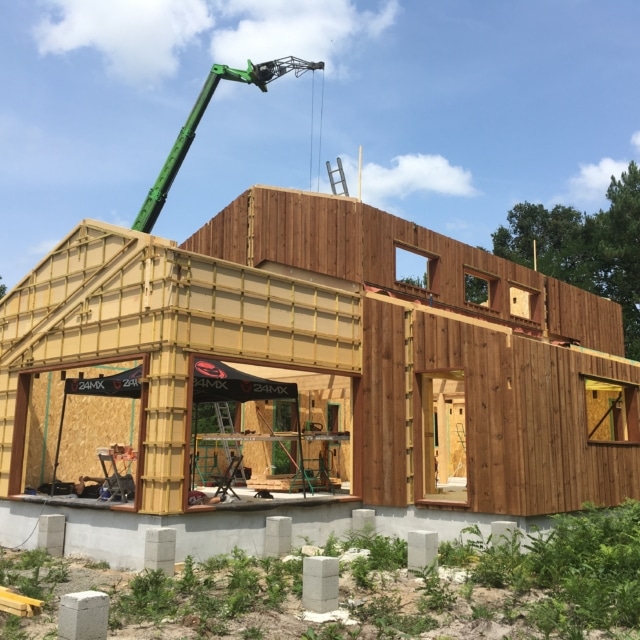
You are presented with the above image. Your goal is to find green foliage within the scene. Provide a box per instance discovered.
[489,164,640,359]
[399,273,428,288]
[84,560,110,570]
[352,594,437,637]
[0,615,32,640]
[414,564,456,613]
[112,569,178,624]
[438,538,477,568]
[322,531,342,557]
[470,602,495,621]
[242,626,265,640]
[463,524,526,589]
[176,555,197,594]
[341,527,407,571]
[0,275,5,300]
[0,548,70,602]
[350,555,374,590]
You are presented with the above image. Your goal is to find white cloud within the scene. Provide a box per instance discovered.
[632,131,640,153]
[565,157,628,205]
[335,153,477,210]
[209,0,399,73]
[34,0,214,85]
[32,0,399,85]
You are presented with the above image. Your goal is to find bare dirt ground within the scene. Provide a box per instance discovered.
[4,552,617,640]
[1,555,547,640]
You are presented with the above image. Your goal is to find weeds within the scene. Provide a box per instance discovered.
[438,537,477,567]
[352,594,437,636]
[414,564,456,613]
[11,505,640,638]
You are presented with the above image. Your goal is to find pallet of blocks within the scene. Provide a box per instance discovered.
[247,474,342,493]
[0,586,44,617]
[246,474,294,492]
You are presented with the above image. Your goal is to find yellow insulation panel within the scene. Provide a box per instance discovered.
[0,220,361,513]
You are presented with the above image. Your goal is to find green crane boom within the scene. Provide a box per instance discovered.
[131,56,324,234]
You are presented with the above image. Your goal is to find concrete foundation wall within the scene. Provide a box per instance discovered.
[0,500,552,570]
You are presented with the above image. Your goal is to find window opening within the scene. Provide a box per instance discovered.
[509,284,541,322]
[584,376,640,443]
[395,245,439,292]
[464,273,489,306]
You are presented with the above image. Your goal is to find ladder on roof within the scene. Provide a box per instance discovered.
[213,402,247,485]
[326,157,350,197]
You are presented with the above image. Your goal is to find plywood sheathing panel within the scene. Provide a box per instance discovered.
[25,364,140,491]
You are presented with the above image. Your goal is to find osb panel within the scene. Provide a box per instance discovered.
[446,400,467,478]
[25,364,141,490]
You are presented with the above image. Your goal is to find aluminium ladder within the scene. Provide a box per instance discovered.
[326,157,350,197]
[213,402,247,485]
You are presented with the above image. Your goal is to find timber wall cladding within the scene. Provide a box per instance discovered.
[413,311,523,515]
[512,339,640,515]
[180,190,251,264]
[361,296,408,507]
[546,277,625,357]
[251,187,363,281]
[179,186,622,355]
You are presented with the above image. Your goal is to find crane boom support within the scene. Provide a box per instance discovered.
[131,57,324,234]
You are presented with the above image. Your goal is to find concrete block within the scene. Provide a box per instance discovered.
[303,556,339,578]
[144,527,176,574]
[38,514,65,557]
[352,508,376,534]
[264,535,291,557]
[145,559,176,575]
[58,590,109,640]
[303,575,340,599]
[408,530,439,572]
[144,541,177,562]
[145,527,176,544]
[491,521,519,546]
[39,514,65,533]
[302,556,340,613]
[266,516,292,537]
[264,516,292,557]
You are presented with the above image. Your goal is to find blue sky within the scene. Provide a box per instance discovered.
[2,0,640,292]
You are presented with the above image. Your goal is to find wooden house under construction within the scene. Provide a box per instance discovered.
[1,184,639,518]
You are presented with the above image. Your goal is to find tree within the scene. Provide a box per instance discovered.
[489,161,640,360]
[0,275,5,299]
[491,202,597,293]
[594,161,640,359]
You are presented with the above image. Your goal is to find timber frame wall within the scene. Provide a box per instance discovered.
[181,185,640,516]
[0,220,361,514]
[0,187,637,518]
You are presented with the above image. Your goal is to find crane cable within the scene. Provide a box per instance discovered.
[308,67,326,191]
